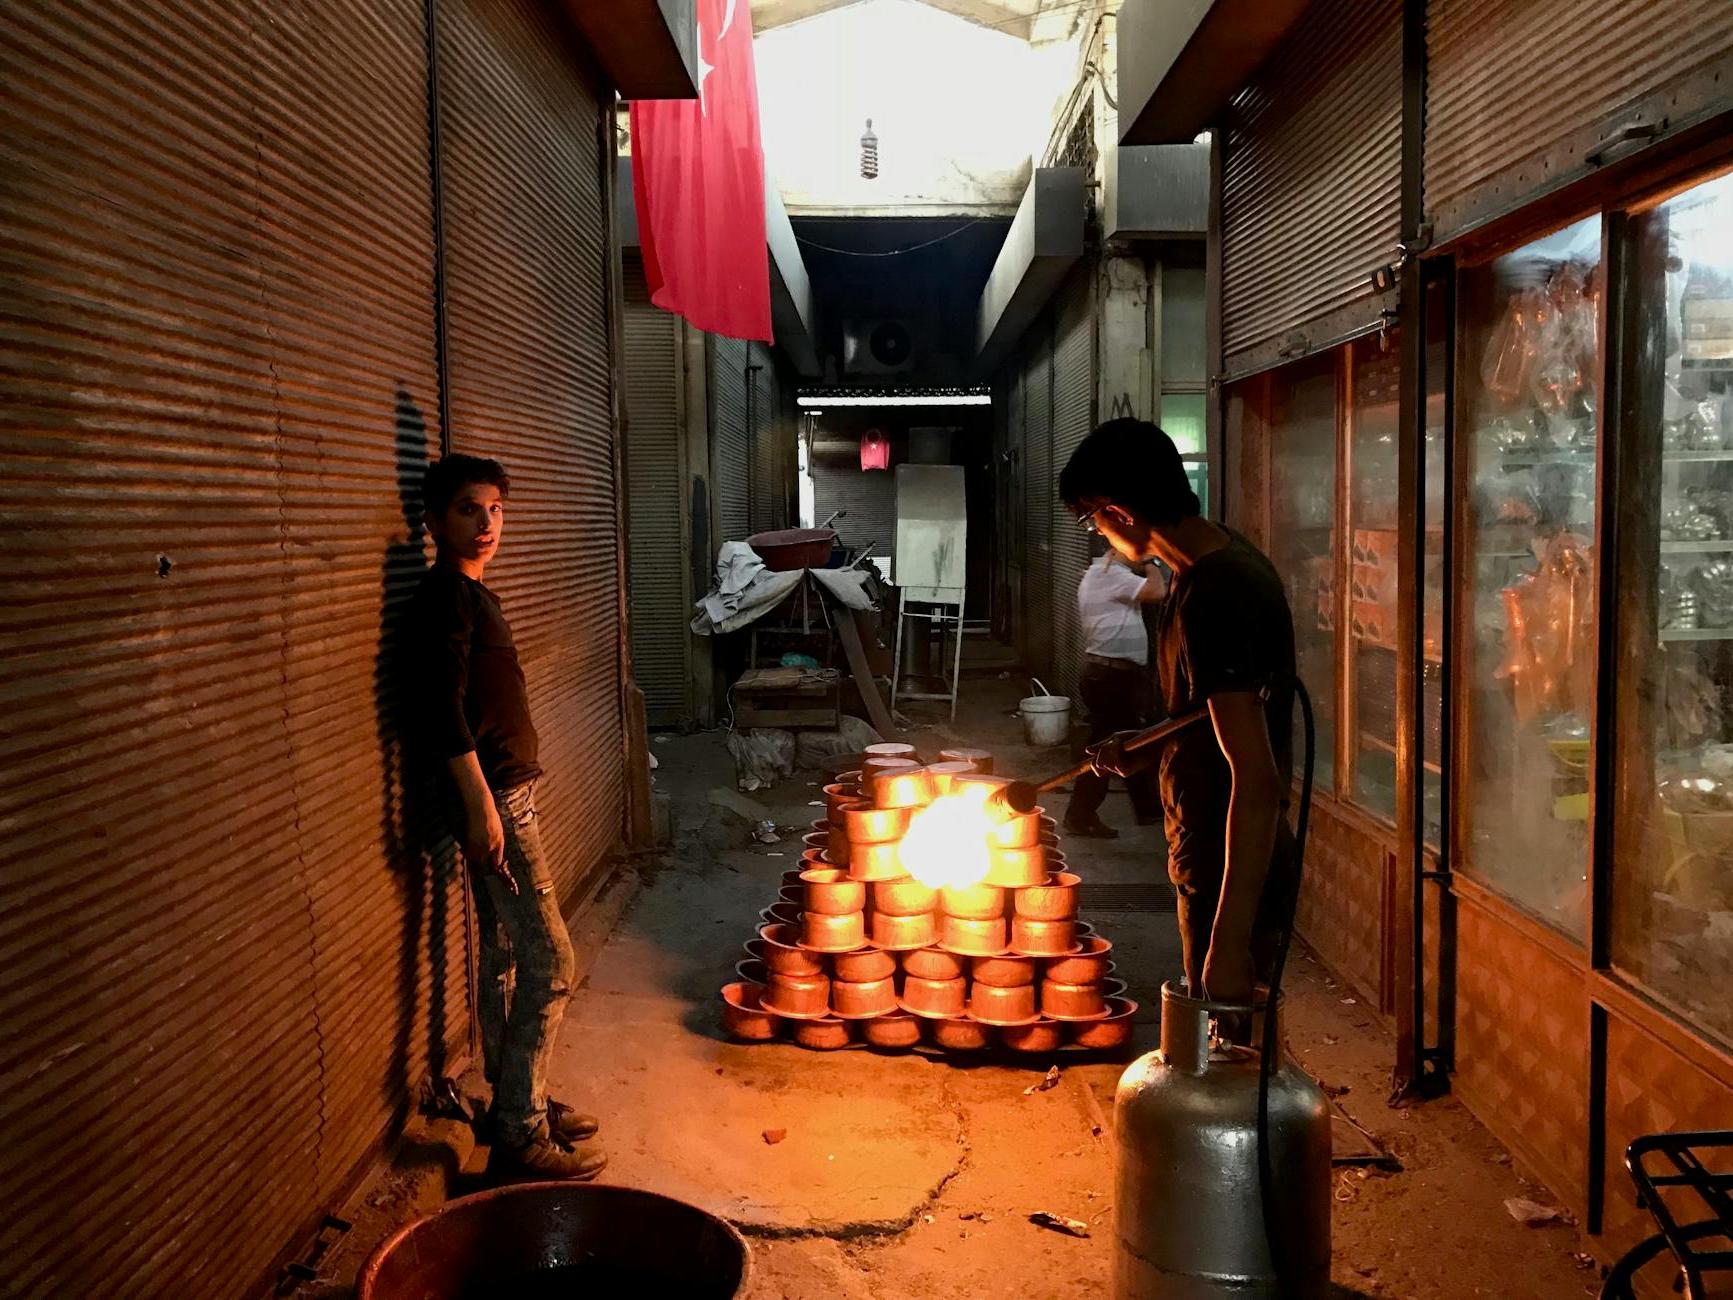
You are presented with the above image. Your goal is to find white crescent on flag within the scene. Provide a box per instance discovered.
[696,0,738,117]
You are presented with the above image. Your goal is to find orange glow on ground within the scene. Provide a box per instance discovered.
[898,794,994,889]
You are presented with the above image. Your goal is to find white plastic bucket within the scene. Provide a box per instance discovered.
[1019,680,1072,747]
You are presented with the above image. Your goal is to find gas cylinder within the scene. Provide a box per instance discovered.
[1113,981,1331,1298]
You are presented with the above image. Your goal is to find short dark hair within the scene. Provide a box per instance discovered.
[1058,417,1199,526]
[422,453,510,517]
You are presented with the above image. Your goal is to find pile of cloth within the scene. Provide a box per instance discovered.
[691,541,876,635]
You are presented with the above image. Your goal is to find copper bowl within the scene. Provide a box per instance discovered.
[862,1011,923,1049]
[1045,935,1112,984]
[846,840,906,882]
[834,947,897,982]
[1102,977,1129,1001]
[901,947,965,980]
[760,901,803,927]
[764,969,830,1018]
[968,981,1038,1025]
[1039,814,1057,833]
[800,848,837,873]
[793,1017,853,1050]
[843,805,911,844]
[781,870,808,889]
[826,822,851,864]
[941,914,1007,956]
[735,959,769,986]
[1071,997,1138,1049]
[984,846,1047,888]
[1000,1018,1064,1053]
[861,755,920,781]
[900,974,967,1018]
[876,767,937,809]
[863,742,918,761]
[939,747,993,774]
[720,981,780,1040]
[1038,832,1060,849]
[1011,916,1077,956]
[1014,871,1082,921]
[987,811,1043,848]
[1075,920,1096,938]
[824,781,865,811]
[930,1017,994,1050]
[1040,978,1107,1021]
[952,773,1013,803]
[836,769,864,790]
[971,954,1036,987]
[874,877,939,915]
[801,866,867,915]
[778,885,804,905]
[743,937,769,964]
[923,761,975,796]
[940,882,1004,920]
[801,910,866,952]
[832,976,898,1019]
[871,910,938,950]
[1046,850,1068,871]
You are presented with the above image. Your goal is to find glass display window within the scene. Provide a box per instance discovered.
[1612,168,1733,1044]
[1458,214,1603,940]
[1347,335,1402,822]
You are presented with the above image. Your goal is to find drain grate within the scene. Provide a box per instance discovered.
[1077,882,1178,914]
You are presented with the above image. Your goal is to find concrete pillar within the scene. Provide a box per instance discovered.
[1097,253,1154,424]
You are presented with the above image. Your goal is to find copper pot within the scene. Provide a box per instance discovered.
[834,948,897,981]
[720,981,780,1041]
[1045,850,1068,871]
[861,755,920,784]
[1038,832,1059,849]
[843,805,910,844]
[931,1017,994,1050]
[900,974,967,1018]
[1039,814,1057,833]
[984,846,1047,888]
[778,884,804,905]
[1040,977,1107,1021]
[1014,871,1081,921]
[923,761,975,796]
[735,958,769,986]
[940,882,1004,920]
[863,742,918,761]
[801,866,867,915]
[987,811,1042,848]
[832,976,898,1018]
[761,901,802,927]
[800,848,838,873]
[743,937,769,963]
[1101,977,1128,1001]
[952,773,1014,803]
[876,767,937,809]
[846,840,906,882]
[901,947,965,980]
[873,877,939,915]
[941,913,1007,955]
[1000,1018,1064,1053]
[793,1017,853,1050]
[835,769,864,791]
[826,822,851,864]
[1045,935,1112,984]
[969,981,1038,1025]
[1071,997,1138,1049]
[871,910,937,951]
[764,969,830,1018]
[824,782,865,813]
[1075,920,1096,938]
[802,910,866,952]
[1011,916,1077,956]
[971,954,1036,987]
[862,1011,922,1049]
[938,747,993,774]
[781,870,808,889]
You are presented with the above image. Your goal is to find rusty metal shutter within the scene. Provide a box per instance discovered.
[1002,364,1026,642]
[1221,0,1403,378]
[811,440,896,560]
[622,259,691,727]
[1022,322,1055,680]
[1049,267,1096,700]
[1425,0,1733,243]
[711,334,751,543]
[436,0,622,904]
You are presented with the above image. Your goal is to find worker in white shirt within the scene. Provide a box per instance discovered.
[1064,548,1167,838]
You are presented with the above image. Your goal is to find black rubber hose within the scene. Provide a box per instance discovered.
[1258,676,1315,1296]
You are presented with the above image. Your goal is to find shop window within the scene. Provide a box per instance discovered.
[1163,391,1209,516]
[1268,353,1340,792]
[1459,215,1602,939]
[1347,337,1401,821]
[1421,286,1449,848]
[1612,169,1733,1042]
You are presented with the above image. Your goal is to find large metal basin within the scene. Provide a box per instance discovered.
[357,1182,751,1299]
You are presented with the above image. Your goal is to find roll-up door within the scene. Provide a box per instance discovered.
[436,0,622,905]
[711,334,751,543]
[1004,364,1026,643]
[623,259,690,727]
[1023,322,1055,680]
[812,438,895,560]
[1050,267,1096,699]
[1221,0,1402,379]
[748,340,783,534]
[1425,0,1733,244]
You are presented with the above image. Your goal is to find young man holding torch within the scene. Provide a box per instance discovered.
[1058,419,1298,1006]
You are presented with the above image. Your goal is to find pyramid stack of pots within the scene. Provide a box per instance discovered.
[720,744,1139,1056]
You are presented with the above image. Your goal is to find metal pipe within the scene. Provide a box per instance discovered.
[994,702,1215,814]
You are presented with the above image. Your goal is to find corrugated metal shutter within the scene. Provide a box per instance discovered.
[1023,321,1055,680]
[622,259,690,727]
[1221,0,1402,378]
[437,0,622,904]
[1050,267,1096,699]
[812,442,896,560]
[711,334,751,543]
[748,340,783,534]
[1425,0,1733,243]
[1004,362,1026,644]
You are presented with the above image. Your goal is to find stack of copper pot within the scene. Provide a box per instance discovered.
[720,744,1139,1055]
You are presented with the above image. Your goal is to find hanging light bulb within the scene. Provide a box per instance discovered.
[860,118,879,180]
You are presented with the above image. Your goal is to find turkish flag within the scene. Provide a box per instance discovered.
[630,0,772,342]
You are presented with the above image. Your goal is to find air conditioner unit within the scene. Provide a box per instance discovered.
[842,318,917,376]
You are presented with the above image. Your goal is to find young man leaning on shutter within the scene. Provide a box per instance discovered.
[408,453,606,1180]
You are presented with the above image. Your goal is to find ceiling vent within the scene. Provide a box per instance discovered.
[842,319,916,376]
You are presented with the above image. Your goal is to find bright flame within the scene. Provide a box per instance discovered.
[898,793,994,889]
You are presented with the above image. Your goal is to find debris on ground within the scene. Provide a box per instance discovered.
[1504,1197,1570,1227]
[1490,1151,1512,1165]
[1023,1066,1061,1096]
[1335,1169,1369,1203]
[1570,1252,1597,1270]
[1028,1212,1091,1239]
[753,819,780,844]
[762,1128,787,1145]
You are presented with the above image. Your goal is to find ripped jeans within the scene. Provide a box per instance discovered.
[471,782,575,1146]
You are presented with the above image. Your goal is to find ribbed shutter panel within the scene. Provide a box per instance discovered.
[0,4,321,1296]
[1006,360,1026,644]
[437,0,623,903]
[1425,0,1733,242]
[711,335,751,542]
[1023,323,1055,680]
[1221,0,1402,372]
[748,341,782,533]
[623,261,690,726]
[811,448,895,559]
[1050,268,1096,700]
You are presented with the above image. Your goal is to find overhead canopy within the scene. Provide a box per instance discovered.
[1102,144,1209,241]
[974,167,1085,372]
[556,0,699,98]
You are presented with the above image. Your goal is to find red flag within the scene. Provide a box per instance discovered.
[630,0,772,342]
